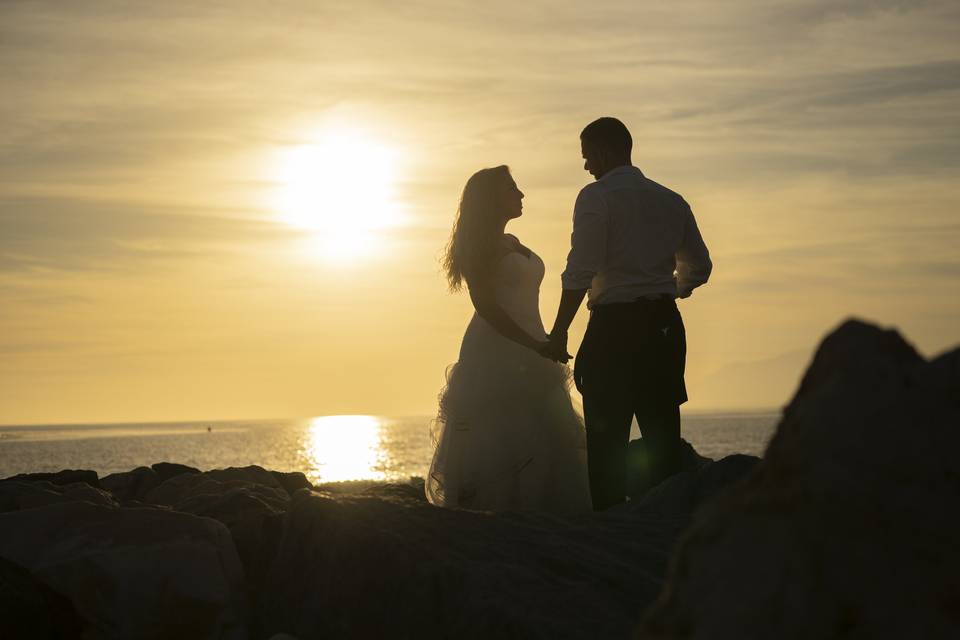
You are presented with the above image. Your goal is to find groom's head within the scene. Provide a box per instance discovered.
[580,117,632,180]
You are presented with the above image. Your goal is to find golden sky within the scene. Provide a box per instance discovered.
[2,1,959,424]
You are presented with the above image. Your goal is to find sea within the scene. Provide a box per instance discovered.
[0,412,780,484]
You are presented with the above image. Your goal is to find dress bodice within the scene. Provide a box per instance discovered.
[492,250,548,341]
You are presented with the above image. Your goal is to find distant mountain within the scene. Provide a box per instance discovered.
[688,348,814,412]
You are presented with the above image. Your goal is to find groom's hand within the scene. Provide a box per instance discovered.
[542,331,572,363]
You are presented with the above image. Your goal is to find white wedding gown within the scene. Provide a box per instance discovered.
[426,247,593,514]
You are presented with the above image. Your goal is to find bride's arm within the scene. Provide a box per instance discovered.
[467,276,548,353]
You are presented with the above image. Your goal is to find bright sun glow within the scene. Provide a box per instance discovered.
[271,127,404,263]
[304,415,388,483]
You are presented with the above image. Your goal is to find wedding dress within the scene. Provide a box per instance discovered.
[426,246,592,513]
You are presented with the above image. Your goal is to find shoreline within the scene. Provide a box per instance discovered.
[1,320,956,639]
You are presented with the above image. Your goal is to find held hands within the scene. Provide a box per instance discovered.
[536,331,572,363]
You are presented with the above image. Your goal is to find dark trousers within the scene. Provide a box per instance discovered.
[574,297,687,511]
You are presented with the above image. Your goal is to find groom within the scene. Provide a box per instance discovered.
[545,117,712,511]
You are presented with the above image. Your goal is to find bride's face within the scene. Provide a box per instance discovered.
[501,175,525,220]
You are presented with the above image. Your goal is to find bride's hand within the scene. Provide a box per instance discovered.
[537,337,572,363]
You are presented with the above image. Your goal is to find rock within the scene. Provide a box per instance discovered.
[313,478,387,495]
[270,470,313,496]
[633,454,760,515]
[141,465,291,607]
[626,438,712,500]
[60,482,119,508]
[0,480,118,513]
[144,465,283,507]
[0,555,84,638]
[174,483,288,600]
[312,477,428,502]
[0,501,248,639]
[0,452,758,640]
[360,479,429,504]
[1,468,100,488]
[638,319,960,639]
[101,466,161,502]
[150,461,200,484]
[203,465,283,489]
[256,484,713,640]
[0,481,72,513]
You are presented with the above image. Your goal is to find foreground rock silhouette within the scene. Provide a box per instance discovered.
[638,319,960,639]
[1,456,746,639]
[0,319,955,639]
[0,500,247,639]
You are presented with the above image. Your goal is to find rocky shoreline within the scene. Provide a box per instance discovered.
[1,319,957,639]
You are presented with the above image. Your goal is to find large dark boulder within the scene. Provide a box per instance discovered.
[101,466,161,503]
[1,468,100,489]
[638,319,960,639]
[0,479,118,513]
[256,461,755,640]
[0,555,83,638]
[633,454,760,515]
[0,481,72,513]
[141,465,291,606]
[150,461,200,484]
[270,470,313,496]
[175,483,288,601]
[0,501,247,639]
[144,465,283,507]
[626,438,712,500]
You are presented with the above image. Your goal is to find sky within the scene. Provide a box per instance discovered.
[2,0,959,424]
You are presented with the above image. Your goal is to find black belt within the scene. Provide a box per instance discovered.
[591,294,674,316]
[635,294,673,302]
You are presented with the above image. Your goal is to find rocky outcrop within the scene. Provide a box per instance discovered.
[626,437,712,500]
[150,468,291,601]
[258,489,669,639]
[0,454,752,640]
[256,449,756,640]
[1,468,100,488]
[0,479,118,513]
[637,319,960,639]
[270,470,313,496]
[0,555,82,639]
[634,454,759,515]
[0,501,247,639]
[151,461,200,483]
[0,480,68,513]
[144,465,285,507]
[101,466,160,503]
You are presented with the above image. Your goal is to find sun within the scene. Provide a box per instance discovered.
[270,127,404,262]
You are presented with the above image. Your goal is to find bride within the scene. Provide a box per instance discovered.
[426,165,592,514]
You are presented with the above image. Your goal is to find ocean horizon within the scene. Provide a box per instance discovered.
[0,410,781,483]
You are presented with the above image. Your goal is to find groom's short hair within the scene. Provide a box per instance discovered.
[580,117,632,157]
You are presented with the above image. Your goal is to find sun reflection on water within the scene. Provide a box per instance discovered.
[303,415,388,483]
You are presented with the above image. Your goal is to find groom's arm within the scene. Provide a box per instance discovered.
[675,200,712,298]
[547,187,606,360]
[550,288,587,338]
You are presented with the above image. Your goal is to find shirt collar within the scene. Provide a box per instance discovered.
[600,164,644,181]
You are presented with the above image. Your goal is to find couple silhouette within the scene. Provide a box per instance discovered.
[426,117,712,513]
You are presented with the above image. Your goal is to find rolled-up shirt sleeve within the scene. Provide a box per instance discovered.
[561,186,608,290]
[675,203,712,298]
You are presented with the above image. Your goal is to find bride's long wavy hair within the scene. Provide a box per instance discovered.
[442,165,511,291]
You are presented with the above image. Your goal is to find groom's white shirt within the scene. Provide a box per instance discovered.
[561,165,712,309]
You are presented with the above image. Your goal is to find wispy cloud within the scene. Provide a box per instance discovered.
[1,0,958,421]
[0,196,295,273]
